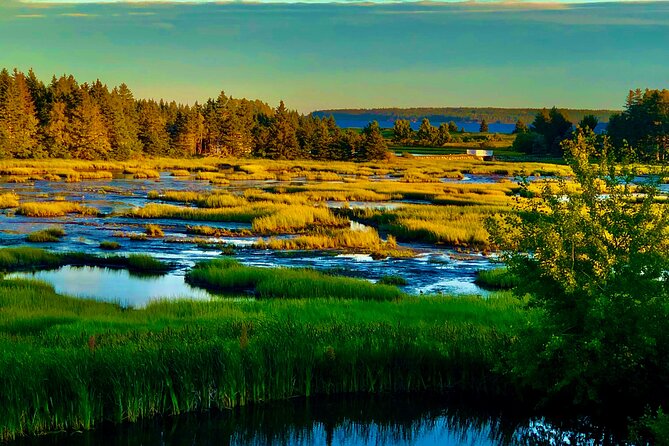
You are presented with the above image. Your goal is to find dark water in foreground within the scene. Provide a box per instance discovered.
[6,396,614,446]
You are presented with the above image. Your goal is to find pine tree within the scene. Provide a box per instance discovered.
[44,101,70,158]
[358,120,387,161]
[137,99,169,156]
[479,119,489,133]
[266,101,299,160]
[69,89,111,160]
[0,70,41,158]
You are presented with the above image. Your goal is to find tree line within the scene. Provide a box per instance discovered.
[392,117,501,148]
[511,89,669,161]
[0,68,388,161]
[314,107,616,126]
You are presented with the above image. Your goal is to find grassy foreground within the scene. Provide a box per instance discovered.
[0,278,526,440]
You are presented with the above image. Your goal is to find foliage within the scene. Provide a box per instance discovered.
[607,89,669,161]
[528,107,573,155]
[487,133,669,416]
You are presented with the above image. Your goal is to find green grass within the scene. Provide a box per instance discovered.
[475,268,519,290]
[186,259,405,301]
[99,241,121,251]
[0,277,526,440]
[377,275,408,286]
[25,227,66,243]
[0,247,169,275]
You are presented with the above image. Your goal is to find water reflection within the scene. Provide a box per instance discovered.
[6,395,616,446]
[7,266,213,307]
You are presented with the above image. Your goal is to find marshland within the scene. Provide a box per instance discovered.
[0,56,668,445]
[0,151,663,445]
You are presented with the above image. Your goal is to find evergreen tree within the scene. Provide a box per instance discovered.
[44,101,70,158]
[334,129,360,161]
[607,89,669,161]
[137,99,169,156]
[69,89,111,160]
[530,107,573,155]
[479,119,489,133]
[447,121,459,133]
[579,115,599,133]
[358,121,387,161]
[266,101,299,160]
[0,69,41,158]
[106,84,141,160]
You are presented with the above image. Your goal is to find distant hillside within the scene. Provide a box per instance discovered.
[312,107,618,126]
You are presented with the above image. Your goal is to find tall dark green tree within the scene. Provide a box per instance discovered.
[530,107,573,155]
[137,99,170,156]
[479,119,489,133]
[266,101,299,160]
[357,121,387,161]
[578,114,599,133]
[436,123,451,146]
[607,89,669,161]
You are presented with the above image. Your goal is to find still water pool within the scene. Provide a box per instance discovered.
[7,266,214,307]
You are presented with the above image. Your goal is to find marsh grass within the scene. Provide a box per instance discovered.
[99,241,121,251]
[186,258,404,300]
[16,202,100,218]
[144,224,165,238]
[0,192,19,209]
[255,228,413,258]
[0,247,169,274]
[0,277,526,440]
[26,227,66,243]
[475,268,519,290]
[186,225,253,237]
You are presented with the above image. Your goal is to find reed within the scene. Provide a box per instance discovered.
[145,224,165,238]
[0,247,169,274]
[99,241,121,250]
[25,227,66,243]
[0,277,526,440]
[186,259,405,300]
[0,192,19,209]
[475,268,519,289]
[16,201,100,218]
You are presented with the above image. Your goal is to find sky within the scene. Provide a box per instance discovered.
[1,0,668,112]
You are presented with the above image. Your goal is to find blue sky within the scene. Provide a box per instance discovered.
[1,0,668,112]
